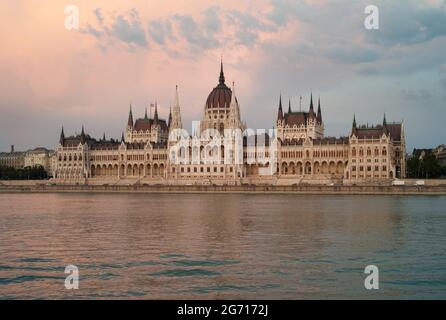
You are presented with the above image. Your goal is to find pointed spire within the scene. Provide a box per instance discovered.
[277,94,283,120]
[309,93,314,114]
[154,102,159,123]
[174,84,180,107]
[219,58,225,85]
[103,132,106,141]
[288,99,292,113]
[127,104,133,127]
[59,126,65,145]
[317,98,322,124]
[144,107,148,120]
[352,114,357,129]
[170,85,183,130]
[80,125,86,144]
[168,106,172,127]
[383,113,388,134]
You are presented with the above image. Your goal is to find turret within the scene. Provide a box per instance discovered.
[228,81,242,129]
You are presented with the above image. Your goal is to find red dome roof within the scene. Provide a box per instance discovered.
[206,62,232,109]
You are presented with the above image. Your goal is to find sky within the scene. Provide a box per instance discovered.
[0,0,445,152]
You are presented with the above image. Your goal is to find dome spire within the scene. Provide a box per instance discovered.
[219,58,225,84]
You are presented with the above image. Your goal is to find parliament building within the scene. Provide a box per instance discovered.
[53,62,406,185]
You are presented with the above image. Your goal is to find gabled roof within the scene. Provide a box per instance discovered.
[284,112,308,127]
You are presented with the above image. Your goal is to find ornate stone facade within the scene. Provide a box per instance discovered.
[53,62,406,185]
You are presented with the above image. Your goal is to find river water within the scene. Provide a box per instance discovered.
[0,193,445,299]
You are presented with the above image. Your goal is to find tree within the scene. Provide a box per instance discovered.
[0,165,48,180]
[406,155,421,178]
[406,153,443,179]
[422,153,441,179]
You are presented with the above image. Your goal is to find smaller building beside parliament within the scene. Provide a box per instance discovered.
[52,62,406,185]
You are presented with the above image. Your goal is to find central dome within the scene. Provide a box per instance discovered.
[206,61,232,109]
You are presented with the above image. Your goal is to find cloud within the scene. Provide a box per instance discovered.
[366,1,446,46]
[203,6,221,33]
[111,9,148,47]
[81,8,148,50]
[401,89,433,100]
[148,20,174,45]
[93,8,104,25]
[323,45,381,64]
[440,64,446,89]
[173,14,220,50]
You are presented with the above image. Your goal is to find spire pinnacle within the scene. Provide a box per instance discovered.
[277,94,284,121]
[309,93,314,113]
[127,104,133,127]
[174,84,180,107]
[317,97,322,124]
[154,102,159,123]
[168,106,172,127]
[288,99,291,113]
[144,107,148,120]
[59,126,65,145]
[80,125,86,144]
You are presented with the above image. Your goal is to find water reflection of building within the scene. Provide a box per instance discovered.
[53,61,405,185]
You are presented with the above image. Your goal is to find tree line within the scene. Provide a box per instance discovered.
[406,153,446,179]
[0,165,48,180]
